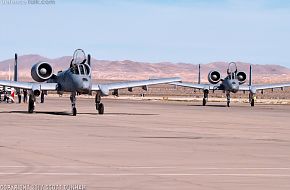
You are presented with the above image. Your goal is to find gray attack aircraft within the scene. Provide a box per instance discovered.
[172,62,290,107]
[0,49,181,115]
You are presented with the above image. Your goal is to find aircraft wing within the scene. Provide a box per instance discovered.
[239,83,290,92]
[170,82,218,90]
[0,80,58,91]
[91,77,181,95]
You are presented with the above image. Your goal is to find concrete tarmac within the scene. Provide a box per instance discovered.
[0,97,290,190]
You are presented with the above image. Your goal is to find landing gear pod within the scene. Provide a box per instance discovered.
[32,84,41,97]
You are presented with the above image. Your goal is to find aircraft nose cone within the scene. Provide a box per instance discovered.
[83,82,90,89]
[232,84,239,92]
[82,78,91,90]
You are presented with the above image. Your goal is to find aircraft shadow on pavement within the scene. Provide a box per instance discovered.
[0,111,72,116]
[105,113,159,116]
[187,104,228,107]
[0,111,159,116]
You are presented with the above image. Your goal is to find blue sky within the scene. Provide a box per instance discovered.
[1,0,290,67]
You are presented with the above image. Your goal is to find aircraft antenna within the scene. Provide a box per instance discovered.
[8,60,11,81]
[249,64,252,86]
[88,54,91,66]
[198,64,201,84]
[14,53,18,82]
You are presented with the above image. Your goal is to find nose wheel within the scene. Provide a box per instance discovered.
[95,93,104,114]
[226,91,231,107]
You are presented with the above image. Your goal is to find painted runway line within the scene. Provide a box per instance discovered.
[1,166,290,170]
[0,173,290,177]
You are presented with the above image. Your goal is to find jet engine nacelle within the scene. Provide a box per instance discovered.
[208,70,221,84]
[31,62,53,82]
[237,71,247,84]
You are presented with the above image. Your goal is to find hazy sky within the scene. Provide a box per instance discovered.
[1,0,290,67]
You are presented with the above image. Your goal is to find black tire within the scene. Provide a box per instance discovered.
[202,98,206,106]
[251,99,255,107]
[40,93,44,103]
[72,107,77,116]
[28,98,34,113]
[18,95,22,104]
[98,103,104,114]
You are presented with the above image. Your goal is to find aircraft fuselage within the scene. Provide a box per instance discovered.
[221,78,240,93]
[56,70,91,94]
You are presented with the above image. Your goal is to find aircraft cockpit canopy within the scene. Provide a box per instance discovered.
[227,62,238,79]
[70,49,91,76]
[72,49,86,65]
[71,63,91,76]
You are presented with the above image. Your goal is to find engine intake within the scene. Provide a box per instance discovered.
[31,62,53,82]
[237,71,247,84]
[208,70,221,84]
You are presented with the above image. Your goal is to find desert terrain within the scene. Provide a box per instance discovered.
[0,97,290,189]
[1,55,290,83]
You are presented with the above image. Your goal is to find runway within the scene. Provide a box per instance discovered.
[0,97,290,189]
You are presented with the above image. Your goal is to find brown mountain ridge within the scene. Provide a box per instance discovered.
[0,55,290,84]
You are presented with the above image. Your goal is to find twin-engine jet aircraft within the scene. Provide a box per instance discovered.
[172,62,290,107]
[0,49,181,115]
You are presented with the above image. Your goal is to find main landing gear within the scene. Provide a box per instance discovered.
[95,93,104,114]
[28,94,35,113]
[27,91,106,116]
[40,91,45,103]
[202,89,209,106]
[249,93,255,107]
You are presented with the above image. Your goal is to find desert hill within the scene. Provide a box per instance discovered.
[0,55,290,83]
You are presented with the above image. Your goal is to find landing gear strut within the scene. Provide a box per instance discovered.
[70,92,77,116]
[202,89,209,106]
[40,91,45,103]
[28,94,35,113]
[226,91,231,107]
[249,93,255,107]
[95,93,104,114]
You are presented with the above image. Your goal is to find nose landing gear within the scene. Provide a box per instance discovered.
[70,92,77,116]
[226,91,231,107]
